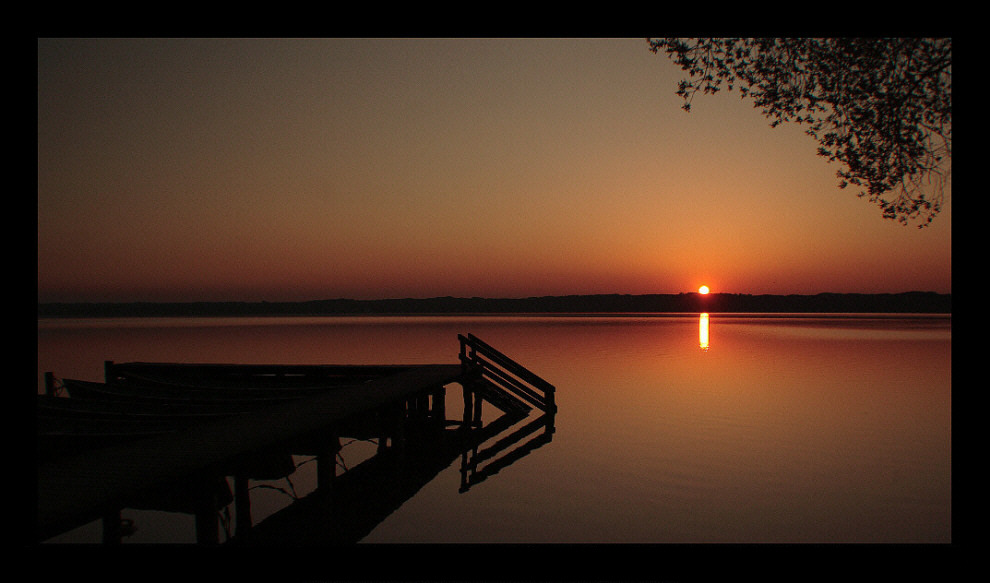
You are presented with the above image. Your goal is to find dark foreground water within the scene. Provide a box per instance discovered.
[37,313,951,544]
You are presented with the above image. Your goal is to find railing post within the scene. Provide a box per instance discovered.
[472,387,483,427]
[459,335,470,372]
[462,382,473,429]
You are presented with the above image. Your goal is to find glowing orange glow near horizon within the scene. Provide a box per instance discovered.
[36,39,951,304]
[698,285,710,295]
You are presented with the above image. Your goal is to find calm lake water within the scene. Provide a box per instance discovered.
[37,313,951,544]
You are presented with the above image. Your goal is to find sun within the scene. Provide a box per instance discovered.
[698,285,710,295]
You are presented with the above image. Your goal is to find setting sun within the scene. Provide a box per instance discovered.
[698,285,710,294]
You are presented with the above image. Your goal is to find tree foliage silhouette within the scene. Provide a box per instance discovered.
[648,38,951,227]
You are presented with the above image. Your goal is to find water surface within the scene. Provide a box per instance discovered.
[37,313,951,543]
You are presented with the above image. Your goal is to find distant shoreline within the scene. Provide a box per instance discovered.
[38,292,951,318]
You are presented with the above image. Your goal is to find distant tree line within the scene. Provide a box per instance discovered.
[38,292,950,318]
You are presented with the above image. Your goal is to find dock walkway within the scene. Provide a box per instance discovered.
[38,334,557,544]
[37,365,463,541]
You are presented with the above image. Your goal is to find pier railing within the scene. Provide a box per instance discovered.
[458,333,556,414]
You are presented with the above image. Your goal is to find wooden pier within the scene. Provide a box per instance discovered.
[37,334,556,544]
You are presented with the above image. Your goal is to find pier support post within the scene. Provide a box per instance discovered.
[462,384,473,429]
[436,386,446,416]
[377,403,405,452]
[317,434,341,493]
[234,475,252,537]
[194,490,219,545]
[102,509,122,544]
[462,379,484,428]
[473,389,483,427]
[416,393,430,420]
[378,421,389,453]
[392,403,406,453]
[431,386,446,430]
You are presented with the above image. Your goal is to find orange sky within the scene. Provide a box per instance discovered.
[37,38,951,303]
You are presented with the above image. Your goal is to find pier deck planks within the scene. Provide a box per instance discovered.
[37,364,465,541]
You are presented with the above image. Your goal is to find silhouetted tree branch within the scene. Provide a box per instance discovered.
[648,38,951,227]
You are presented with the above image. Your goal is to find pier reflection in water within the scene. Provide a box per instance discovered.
[38,335,556,545]
[230,392,554,545]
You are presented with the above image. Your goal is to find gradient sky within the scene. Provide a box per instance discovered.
[37,38,952,303]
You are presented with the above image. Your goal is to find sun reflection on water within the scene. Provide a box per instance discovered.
[699,312,710,351]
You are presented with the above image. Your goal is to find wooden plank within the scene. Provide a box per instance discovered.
[37,364,464,541]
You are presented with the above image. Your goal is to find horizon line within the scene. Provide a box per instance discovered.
[38,290,951,306]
